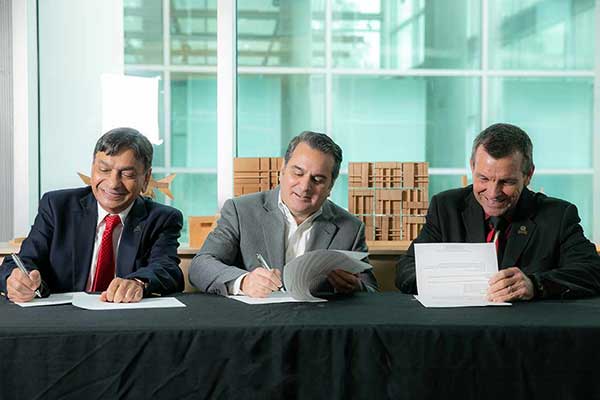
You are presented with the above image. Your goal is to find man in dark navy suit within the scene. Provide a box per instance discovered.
[0,128,184,303]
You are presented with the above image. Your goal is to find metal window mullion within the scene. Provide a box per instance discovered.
[162,0,172,206]
[325,0,333,136]
[593,0,600,241]
[217,0,236,208]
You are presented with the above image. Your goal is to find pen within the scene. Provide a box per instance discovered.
[256,253,285,292]
[11,253,42,298]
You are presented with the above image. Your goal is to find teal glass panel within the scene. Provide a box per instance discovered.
[488,77,593,169]
[124,0,163,65]
[170,173,218,244]
[429,175,468,199]
[329,173,349,211]
[171,73,217,168]
[332,76,480,170]
[171,0,218,65]
[528,174,593,237]
[237,0,325,67]
[237,74,326,157]
[488,0,595,69]
[124,70,165,168]
[332,0,481,69]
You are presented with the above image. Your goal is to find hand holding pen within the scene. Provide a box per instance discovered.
[6,253,42,302]
[238,253,284,297]
[256,253,285,292]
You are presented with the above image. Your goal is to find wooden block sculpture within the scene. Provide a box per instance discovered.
[348,162,429,241]
[189,216,219,248]
[233,157,282,197]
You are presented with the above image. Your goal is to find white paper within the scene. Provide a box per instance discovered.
[228,249,372,305]
[71,292,186,310]
[414,243,510,307]
[14,292,77,307]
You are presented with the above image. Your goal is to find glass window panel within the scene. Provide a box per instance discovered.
[124,0,163,65]
[125,70,166,168]
[170,173,218,244]
[488,0,595,69]
[529,174,593,237]
[329,173,348,210]
[237,74,326,156]
[332,0,481,69]
[332,76,480,170]
[429,175,469,198]
[170,0,218,65]
[170,73,217,168]
[488,77,593,169]
[237,0,325,67]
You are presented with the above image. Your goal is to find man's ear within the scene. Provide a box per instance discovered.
[524,166,535,186]
[143,168,152,192]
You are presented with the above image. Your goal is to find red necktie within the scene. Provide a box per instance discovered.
[92,214,121,291]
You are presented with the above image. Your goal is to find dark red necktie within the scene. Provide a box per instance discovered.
[92,214,121,291]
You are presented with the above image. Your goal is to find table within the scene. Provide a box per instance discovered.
[1,292,599,399]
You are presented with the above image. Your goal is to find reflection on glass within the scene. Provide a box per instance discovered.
[170,173,218,243]
[529,174,593,236]
[125,70,166,167]
[170,0,218,65]
[170,73,217,168]
[488,0,595,69]
[332,76,480,169]
[124,0,163,64]
[488,77,593,169]
[237,74,326,157]
[237,0,325,67]
[332,0,481,69]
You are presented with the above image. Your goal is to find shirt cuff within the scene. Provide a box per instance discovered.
[227,273,248,295]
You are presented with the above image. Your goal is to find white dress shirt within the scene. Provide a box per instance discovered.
[228,193,323,295]
[85,202,134,291]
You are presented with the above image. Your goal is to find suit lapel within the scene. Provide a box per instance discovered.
[117,196,146,276]
[461,192,486,243]
[501,189,537,268]
[306,202,337,251]
[74,191,98,290]
[262,190,285,269]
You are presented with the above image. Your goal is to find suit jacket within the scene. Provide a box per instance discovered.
[0,187,184,296]
[189,188,378,296]
[396,185,600,299]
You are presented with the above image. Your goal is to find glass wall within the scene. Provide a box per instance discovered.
[36,0,599,242]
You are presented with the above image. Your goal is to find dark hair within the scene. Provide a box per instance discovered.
[94,127,153,172]
[284,131,343,182]
[471,123,534,175]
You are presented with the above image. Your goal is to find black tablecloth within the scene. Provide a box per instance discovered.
[1,292,600,399]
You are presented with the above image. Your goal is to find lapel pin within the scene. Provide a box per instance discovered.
[134,224,143,233]
[518,225,528,235]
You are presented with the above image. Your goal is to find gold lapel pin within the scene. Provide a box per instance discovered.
[518,225,528,235]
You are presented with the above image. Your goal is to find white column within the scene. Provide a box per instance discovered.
[217,0,237,208]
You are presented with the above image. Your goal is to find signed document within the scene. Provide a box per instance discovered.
[15,292,185,310]
[414,243,511,308]
[228,249,372,304]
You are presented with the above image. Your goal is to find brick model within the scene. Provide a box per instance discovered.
[233,157,282,197]
[348,162,429,241]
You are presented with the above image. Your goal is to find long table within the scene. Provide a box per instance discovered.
[1,292,599,399]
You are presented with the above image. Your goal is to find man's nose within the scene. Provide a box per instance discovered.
[297,175,312,192]
[107,171,122,188]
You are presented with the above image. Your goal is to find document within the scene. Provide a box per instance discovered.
[71,293,186,310]
[228,249,372,304]
[414,243,510,307]
[15,292,77,307]
[14,292,185,310]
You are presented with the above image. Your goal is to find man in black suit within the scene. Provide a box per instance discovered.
[396,123,600,301]
[0,128,184,303]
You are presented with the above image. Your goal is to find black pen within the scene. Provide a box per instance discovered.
[11,253,42,298]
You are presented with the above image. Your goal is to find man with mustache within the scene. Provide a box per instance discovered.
[0,128,184,303]
[190,131,378,297]
[396,123,600,301]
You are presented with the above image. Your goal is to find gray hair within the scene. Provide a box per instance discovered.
[284,131,343,182]
[470,123,534,175]
[94,127,153,172]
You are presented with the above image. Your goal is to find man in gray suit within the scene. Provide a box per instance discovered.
[189,131,378,297]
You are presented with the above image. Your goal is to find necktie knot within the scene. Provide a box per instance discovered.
[104,214,121,230]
